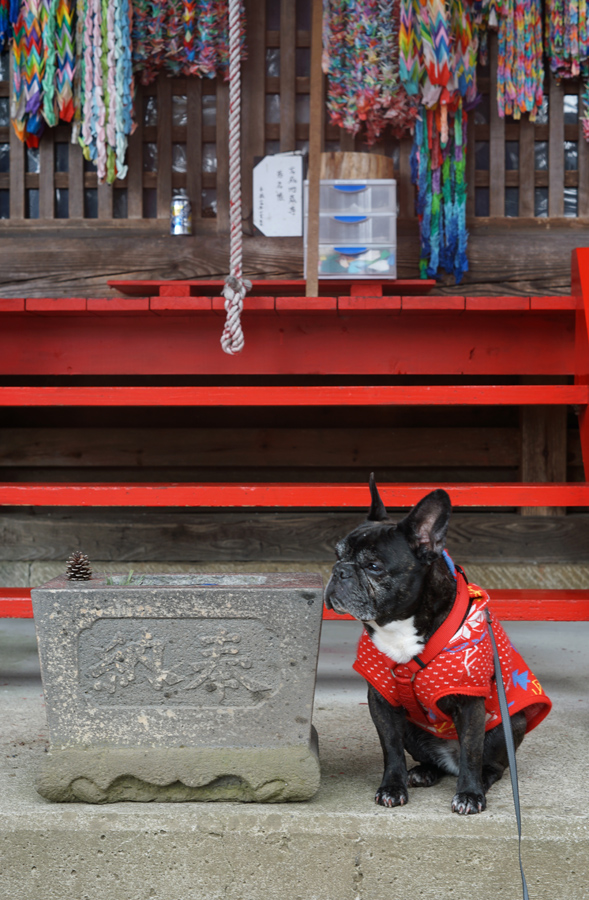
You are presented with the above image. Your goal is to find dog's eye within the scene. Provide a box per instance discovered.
[367,562,383,574]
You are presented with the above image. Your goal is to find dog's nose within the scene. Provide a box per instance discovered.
[337,563,355,580]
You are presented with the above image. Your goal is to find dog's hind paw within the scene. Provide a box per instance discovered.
[408,764,442,788]
[451,791,486,815]
[375,786,409,808]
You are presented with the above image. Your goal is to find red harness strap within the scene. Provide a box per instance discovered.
[387,573,471,727]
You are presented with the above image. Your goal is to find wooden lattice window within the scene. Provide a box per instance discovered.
[0,5,588,226]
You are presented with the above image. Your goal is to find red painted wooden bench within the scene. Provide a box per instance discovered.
[1,252,588,621]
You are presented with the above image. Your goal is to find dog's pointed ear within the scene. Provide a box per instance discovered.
[367,473,389,522]
[399,489,451,563]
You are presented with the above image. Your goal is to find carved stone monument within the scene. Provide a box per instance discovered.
[31,573,323,803]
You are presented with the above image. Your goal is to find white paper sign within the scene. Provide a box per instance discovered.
[253,154,303,237]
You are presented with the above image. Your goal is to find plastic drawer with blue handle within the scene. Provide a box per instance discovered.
[311,244,397,278]
[314,213,396,243]
[305,180,396,214]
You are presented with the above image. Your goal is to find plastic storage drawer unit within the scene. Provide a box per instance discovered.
[304,179,397,279]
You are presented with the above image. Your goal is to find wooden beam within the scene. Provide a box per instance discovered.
[0,481,587,507]
[1,509,588,563]
[0,385,585,407]
[156,76,173,219]
[305,0,323,296]
[489,35,505,217]
[279,0,296,152]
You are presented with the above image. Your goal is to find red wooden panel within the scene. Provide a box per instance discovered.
[0,590,33,618]
[350,282,383,297]
[402,296,465,311]
[530,296,577,310]
[149,297,213,314]
[338,297,401,314]
[3,590,588,621]
[87,298,150,314]
[211,297,276,314]
[465,297,530,311]
[0,299,25,312]
[323,591,589,622]
[276,297,337,314]
[489,590,589,620]
[0,312,575,376]
[0,482,587,507]
[0,385,586,407]
[25,298,87,313]
[160,284,193,296]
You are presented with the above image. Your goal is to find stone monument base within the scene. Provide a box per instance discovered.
[36,729,320,803]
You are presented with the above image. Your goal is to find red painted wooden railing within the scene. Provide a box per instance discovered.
[3,588,589,622]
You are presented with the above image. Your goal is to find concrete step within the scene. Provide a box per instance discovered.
[0,617,587,900]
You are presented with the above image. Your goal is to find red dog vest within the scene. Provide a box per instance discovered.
[353,576,551,740]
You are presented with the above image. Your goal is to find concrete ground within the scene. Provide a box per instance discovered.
[1,616,588,900]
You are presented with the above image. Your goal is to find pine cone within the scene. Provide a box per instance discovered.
[66,551,92,581]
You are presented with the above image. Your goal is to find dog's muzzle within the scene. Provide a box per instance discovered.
[325,563,365,616]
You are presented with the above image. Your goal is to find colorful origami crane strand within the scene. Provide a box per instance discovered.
[132,0,245,86]
[322,0,419,143]
[76,0,133,182]
[545,0,589,139]
[399,0,478,283]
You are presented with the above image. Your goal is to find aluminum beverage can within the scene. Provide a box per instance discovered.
[170,193,192,235]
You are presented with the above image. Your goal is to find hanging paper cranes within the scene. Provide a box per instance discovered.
[6,0,243,178]
[398,0,478,283]
[544,0,589,138]
[322,0,418,144]
[132,0,244,86]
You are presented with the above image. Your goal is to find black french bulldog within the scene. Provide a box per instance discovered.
[324,475,528,815]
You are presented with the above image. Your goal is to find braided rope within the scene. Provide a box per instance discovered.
[220,0,249,355]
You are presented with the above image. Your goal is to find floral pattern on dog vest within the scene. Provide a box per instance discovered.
[353,584,552,740]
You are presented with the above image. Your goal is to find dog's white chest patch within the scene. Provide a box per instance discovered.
[367,617,425,664]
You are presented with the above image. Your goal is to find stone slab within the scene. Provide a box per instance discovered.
[36,733,320,803]
[31,573,323,802]
[0,619,588,899]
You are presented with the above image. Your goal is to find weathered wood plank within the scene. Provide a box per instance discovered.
[216,79,230,231]
[305,0,324,295]
[39,130,55,219]
[0,427,522,468]
[8,50,25,221]
[578,80,589,217]
[518,117,535,217]
[398,138,414,219]
[186,78,203,219]
[156,76,173,219]
[520,400,568,516]
[241,0,265,226]
[126,84,144,219]
[68,141,84,219]
[549,73,565,217]
[280,0,296,151]
[466,111,475,218]
[489,35,505,217]
[0,219,587,297]
[0,508,587,563]
[97,182,113,219]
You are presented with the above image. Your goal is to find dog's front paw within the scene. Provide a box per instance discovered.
[375,785,409,808]
[451,791,486,815]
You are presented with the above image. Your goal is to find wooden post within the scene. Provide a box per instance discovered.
[305,0,323,297]
[520,378,567,516]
